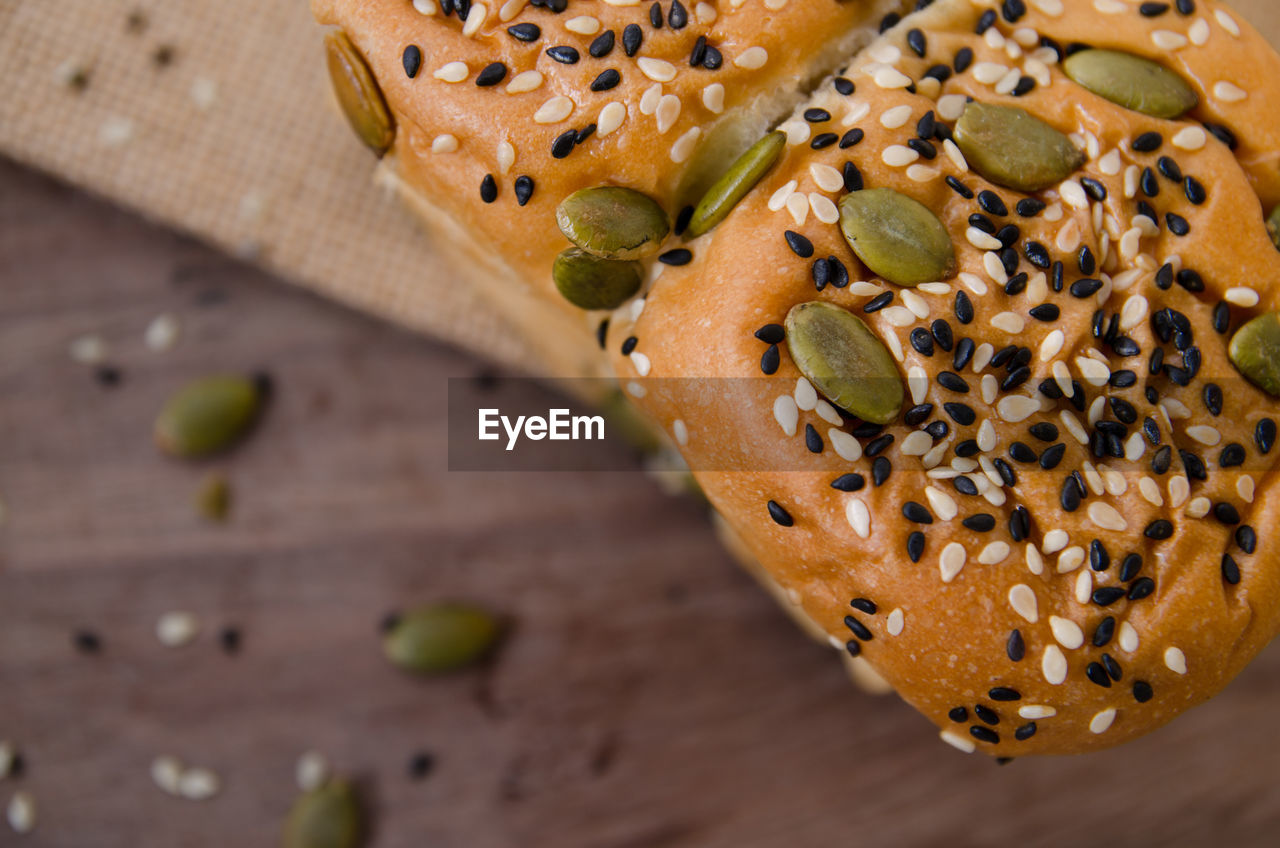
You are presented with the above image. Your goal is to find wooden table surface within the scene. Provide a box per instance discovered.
[1,156,1278,847]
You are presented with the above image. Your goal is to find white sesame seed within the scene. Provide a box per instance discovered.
[966,227,1003,251]
[940,730,976,753]
[829,428,862,461]
[971,342,994,372]
[1215,9,1240,36]
[496,140,515,174]
[1009,583,1038,623]
[810,163,844,193]
[702,82,725,114]
[1043,529,1069,554]
[1049,615,1085,650]
[498,0,523,21]
[1056,545,1085,574]
[901,290,929,320]
[1018,704,1056,720]
[980,373,998,405]
[785,191,809,226]
[997,395,1040,423]
[1060,409,1089,444]
[978,541,1010,565]
[1042,645,1068,684]
[1186,496,1211,519]
[296,750,330,792]
[1163,646,1188,675]
[990,311,1025,335]
[768,180,797,212]
[1025,543,1044,576]
[1168,474,1190,509]
[841,101,871,127]
[1213,81,1247,103]
[815,401,842,426]
[413,0,437,12]
[907,365,928,406]
[972,62,1009,85]
[151,755,185,795]
[937,95,968,123]
[1087,501,1127,532]
[772,395,798,436]
[1075,569,1093,604]
[156,611,200,647]
[1094,0,1125,12]
[924,486,958,519]
[976,419,996,453]
[1238,475,1256,503]
[596,102,626,136]
[695,2,716,24]
[880,104,914,129]
[1115,621,1138,654]
[1172,126,1207,151]
[1225,287,1260,308]
[995,68,1022,95]
[534,95,574,124]
[809,193,839,224]
[780,119,811,146]
[670,126,701,163]
[917,282,951,296]
[1055,217,1081,253]
[881,146,919,167]
[461,2,488,36]
[907,164,940,183]
[1089,708,1116,734]
[433,61,469,83]
[1151,30,1187,50]
[69,334,108,364]
[882,306,916,327]
[902,430,935,457]
[1186,425,1221,446]
[1188,18,1210,46]
[887,608,904,636]
[6,791,35,834]
[178,767,221,801]
[145,313,180,351]
[1038,329,1064,362]
[638,57,677,82]
[564,15,600,34]
[873,66,912,89]
[939,542,966,583]
[732,46,768,70]
[846,498,871,539]
[630,352,651,377]
[672,419,688,447]
[655,94,681,133]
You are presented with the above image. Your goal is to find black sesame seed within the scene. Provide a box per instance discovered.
[906,27,928,57]
[672,204,692,237]
[1184,176,1206,205]
[403,45,423,79]
[1219,443,1245,469]
[904,404,933,426]
[1015,722,1037,741]
[1140,167,1160,197]
[949,706,969,722]
[1166,213,1190,236]
[649,2,663,27]
[755,323,784,344]
[1093,615,1116,647]
[1133,680,1154,703]
[668,0,688,28]
[964,513,997,532]
[804,423,824,454]
[937,371,969,393]
[1022,241,1050,269]
[1051,261,1064,292]
[513,176,534,206]
[1061,477,1082,512]
[1128,577,1156,600]
[989,687,1020,702]
[953,291,974,325]
[767,500,793,527]
[700,45,723,70]
[1177,0,1195,13]
[954,440,979,458]
[1092,586,1126,607]
[408,751,436,780]
[952,476,979,497]
[479,174,497,203]
[902,502,933,525]
[907,138,937,160]
[970,725,1000,745]
[1070,278,1103,298]
[863,291,894,313]
[946,176,974,199]
[952,337,975,371]
[1214,502,1241,525]
[1140,2,1170,16]
[1002,0,1026,22]
[1180,449,1207,480]
[1222,553,1241,585]
[1151,444,1171,475]
[906,531,926,563]
[1002,630,1025,664]
[872,456,892,487]
[550,129,577,159]
[880,11,902,33]
[810,133,838,150]
[1009,442,1037,464]
[1086,662,1112,688]
[974,704,1000,725]
[917,111,937,140]
[590,68,621,91]
[845,640,861,657]
[620,336,639,356]
[596,319,609,350]
[844,615,873,641]
[954,46,975,74]
[1089,539,1110,572]
[834,77,855,96]
[839,129,865,151]
[475,61,508,86]
[1110,369,1137,389]
[842,161,864,192]
[589,30,615,57]
[73,629,102,654]
[1256,419,1276,454]
[508,23,541,41]
[943,402,976,426]
[546,45,580,64]
[1080,177,1108,202]
[760,344,780,375]
[1237,525,1258,554]
[850,598,878,616]
[1157,156,1183,182]
[622,24,642,56]
[784,230,814,258]
[910,327,935,357]
[803,107,832,123]
[1133,131,1163,152]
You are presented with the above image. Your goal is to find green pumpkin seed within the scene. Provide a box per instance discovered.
[954,102,1085,192]
[1266,205,1280,252]
[325,30,395,156]
[1229,312,1280,397]
[1063,49,1197,119]
[195,472,231,522]
[838,188,955,287]
[552,248,643,310]
[283,780,362,848]
[556,187,670,260]
[785,301,904,425]
[383,603,501,674]
[687,132,786,237]
[155,375,265,458]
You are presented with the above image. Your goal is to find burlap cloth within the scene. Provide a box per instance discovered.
[1,1,1274,371]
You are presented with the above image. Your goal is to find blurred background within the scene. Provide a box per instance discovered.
[2,1,1279,846]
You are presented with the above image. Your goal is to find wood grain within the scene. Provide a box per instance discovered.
[1,159,1279,847]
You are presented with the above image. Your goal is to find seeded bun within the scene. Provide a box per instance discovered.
[310,0,912,381]
[600,0,1280,756]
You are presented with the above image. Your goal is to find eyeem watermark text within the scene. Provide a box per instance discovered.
[478,408,605,451]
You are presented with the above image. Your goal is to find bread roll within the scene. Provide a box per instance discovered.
[313,0,1280,755]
